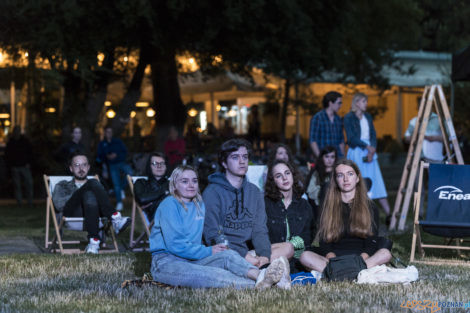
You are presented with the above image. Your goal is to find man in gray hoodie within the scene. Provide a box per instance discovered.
[203,139,293,268]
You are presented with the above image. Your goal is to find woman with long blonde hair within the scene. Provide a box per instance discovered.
[344,92,392,224]
[149,165,288,288]
[300,159,392,272]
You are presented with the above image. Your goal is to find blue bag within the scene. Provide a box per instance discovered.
[290,272,317,285]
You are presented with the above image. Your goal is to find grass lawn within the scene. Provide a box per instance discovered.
[1,203,470,313]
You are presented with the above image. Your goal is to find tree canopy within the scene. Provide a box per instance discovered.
[0,0,426,150]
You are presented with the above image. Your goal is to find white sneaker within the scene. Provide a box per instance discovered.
[276,256,291,290]
[115,202,123,212]
[112,212,131,235]
[255,256,287,289]
[85,238,100,254]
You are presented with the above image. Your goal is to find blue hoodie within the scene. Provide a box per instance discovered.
[203,172,271,258]
[149,196,211,260]
[96,138,128,164]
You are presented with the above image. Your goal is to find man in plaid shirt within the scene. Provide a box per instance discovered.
[309,91,345,159]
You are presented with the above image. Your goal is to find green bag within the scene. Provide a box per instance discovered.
[322,254,367,282]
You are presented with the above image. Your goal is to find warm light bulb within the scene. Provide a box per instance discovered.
[106,109,116,118]
[188,108,198,117]
[146,108,155,117]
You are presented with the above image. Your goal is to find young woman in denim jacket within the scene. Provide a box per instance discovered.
[264,160,312,269]
[343,93,391,224]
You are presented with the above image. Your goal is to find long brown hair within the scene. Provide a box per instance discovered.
[318,159,373,242]
[265,160,304,200]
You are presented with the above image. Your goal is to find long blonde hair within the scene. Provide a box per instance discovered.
[350,92,367,113]
[169,165,203,211]
[318,159,373,243]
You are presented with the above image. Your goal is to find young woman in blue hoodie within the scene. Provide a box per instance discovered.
[149,165,288,288]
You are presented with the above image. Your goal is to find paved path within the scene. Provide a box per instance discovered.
[0,237,43,255]
[0,198,132,255]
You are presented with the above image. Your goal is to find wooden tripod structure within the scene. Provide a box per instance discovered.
[389,85,464,231]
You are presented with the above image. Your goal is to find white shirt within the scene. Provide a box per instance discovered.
[404,113,444,162]
[360,115,370,142]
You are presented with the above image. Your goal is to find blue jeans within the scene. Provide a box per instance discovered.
[108,162,132,202]
[151,250,257,288]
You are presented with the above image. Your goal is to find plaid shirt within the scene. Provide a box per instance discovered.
[309,110,344,157]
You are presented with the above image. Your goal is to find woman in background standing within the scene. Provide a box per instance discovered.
[344,93,391,224]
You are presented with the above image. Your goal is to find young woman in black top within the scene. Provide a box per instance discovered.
[300,159,392,272]
[134,152,170,221]
[306,146,336,233]
[265,160,312,262]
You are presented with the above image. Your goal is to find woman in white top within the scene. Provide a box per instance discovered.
[343,93,391,224]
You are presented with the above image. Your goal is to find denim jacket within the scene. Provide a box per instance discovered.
[264,196,312,249]
[343,111,377,149]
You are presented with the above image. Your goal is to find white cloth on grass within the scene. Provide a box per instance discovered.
[357,265,419,284]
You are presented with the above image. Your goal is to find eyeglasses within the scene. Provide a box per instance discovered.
[151,161,166,167]
[72,163,89,169]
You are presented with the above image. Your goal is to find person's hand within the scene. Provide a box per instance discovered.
[367,152,374,163]
[245,253,260,267]
[107,153,117,160]
[325,252,336,260]
[366,145,376,154]
[257,256,269,268]
[212,244,228,255]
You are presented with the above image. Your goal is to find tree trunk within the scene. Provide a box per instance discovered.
[82,51,115,156]
[111,44,151,136]
[279,78,291,143]
[61,66,84,143]
[151,45,186,150]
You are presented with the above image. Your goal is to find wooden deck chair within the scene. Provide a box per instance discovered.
[44,175,119,254]
[127,175,152,251]
[410,162,470,265]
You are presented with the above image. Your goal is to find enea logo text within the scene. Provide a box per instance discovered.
[434,186,470,200]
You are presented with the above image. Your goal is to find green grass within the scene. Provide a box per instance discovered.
[1,203,470,313]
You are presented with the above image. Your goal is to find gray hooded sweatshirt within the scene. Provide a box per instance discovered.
[203,172,271,258]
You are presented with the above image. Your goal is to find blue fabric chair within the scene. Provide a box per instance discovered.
[410,162,470,263]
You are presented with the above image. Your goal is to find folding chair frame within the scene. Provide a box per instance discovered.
[127,175,153,251]
[410,162,470,265]
[44,175,119,254]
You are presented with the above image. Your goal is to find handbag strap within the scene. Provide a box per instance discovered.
[389,253,408,268]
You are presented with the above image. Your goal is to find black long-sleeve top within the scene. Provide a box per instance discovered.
[133,176,169,220]
[319,201,379,256]
[264,196,313,249]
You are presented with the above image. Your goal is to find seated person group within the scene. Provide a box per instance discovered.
[54,138,392,289]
